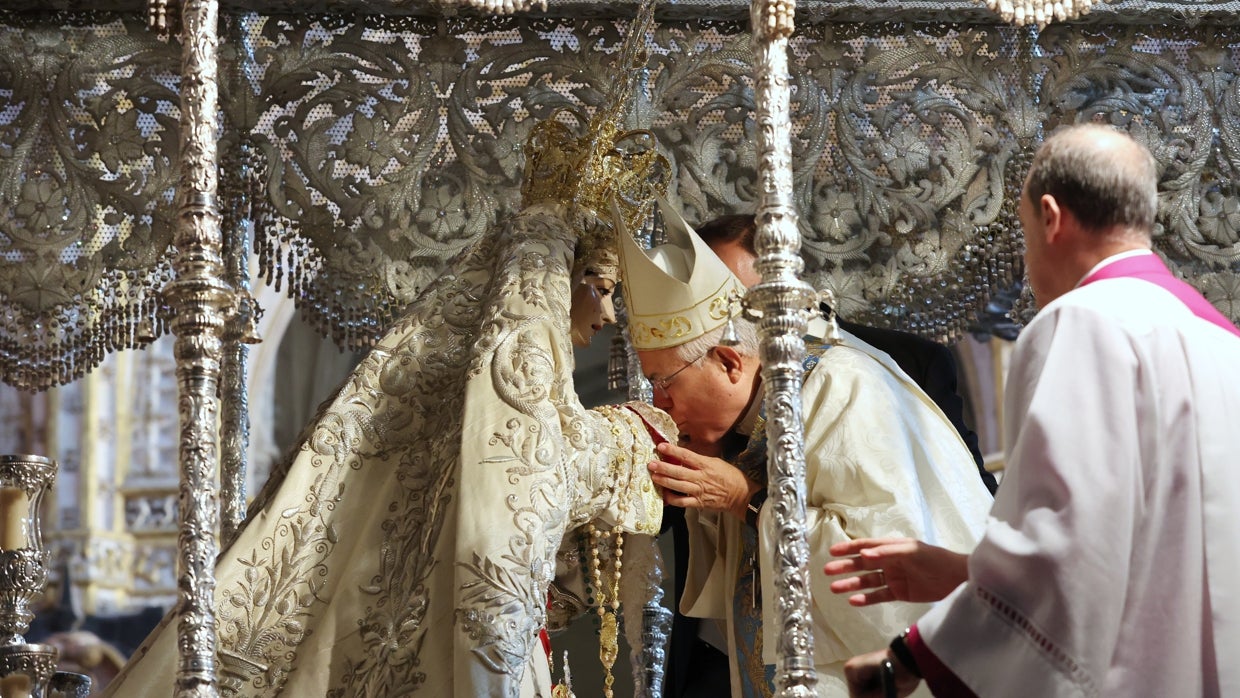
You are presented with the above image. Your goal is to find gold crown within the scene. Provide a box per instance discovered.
[520,0,669,237]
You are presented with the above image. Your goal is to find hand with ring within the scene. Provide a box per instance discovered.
[823,537,970,607]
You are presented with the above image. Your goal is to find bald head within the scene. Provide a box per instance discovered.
[1025,124,1158,240]
[1020,125,1160,307]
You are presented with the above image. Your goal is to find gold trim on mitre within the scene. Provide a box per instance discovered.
[615,196,747,351]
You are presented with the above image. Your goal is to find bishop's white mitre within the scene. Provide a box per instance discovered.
[615,197,746,351]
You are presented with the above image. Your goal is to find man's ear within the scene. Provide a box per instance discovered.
[1040,193,1066,244]
[712,345,749,384]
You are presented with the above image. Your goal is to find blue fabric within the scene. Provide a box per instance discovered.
[733,523,775,698]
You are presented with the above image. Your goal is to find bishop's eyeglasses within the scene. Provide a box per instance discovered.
[648,348,712,399]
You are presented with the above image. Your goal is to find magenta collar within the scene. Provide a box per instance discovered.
[1078,254,1240,338]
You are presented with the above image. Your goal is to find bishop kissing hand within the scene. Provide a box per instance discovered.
[647,441,760,521]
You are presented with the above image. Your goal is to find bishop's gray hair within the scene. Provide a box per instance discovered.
[674,315,761,363]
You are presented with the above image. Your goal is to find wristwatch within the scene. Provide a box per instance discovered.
[889,627,922,678]
[745,487,768,528]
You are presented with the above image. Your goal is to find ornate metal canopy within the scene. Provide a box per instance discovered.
[4,1,1240,393]
[6,0,1240,23]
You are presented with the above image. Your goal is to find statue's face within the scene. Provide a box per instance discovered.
[569,268,618,348]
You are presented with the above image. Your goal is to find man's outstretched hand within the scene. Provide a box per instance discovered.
[824,538,969,607]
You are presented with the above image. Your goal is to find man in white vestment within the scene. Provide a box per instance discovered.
[835,124,1240,697]
[660,213,998,698]
[614,202,993,697]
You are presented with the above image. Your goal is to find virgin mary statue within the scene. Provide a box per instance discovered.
[104,12,675,697]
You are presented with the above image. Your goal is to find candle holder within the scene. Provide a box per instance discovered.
[0,455,58,697]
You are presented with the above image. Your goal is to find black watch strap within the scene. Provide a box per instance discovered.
[889,628,922,678]
[744,487,768,528]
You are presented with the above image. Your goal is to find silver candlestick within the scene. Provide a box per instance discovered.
[0,455,58,697]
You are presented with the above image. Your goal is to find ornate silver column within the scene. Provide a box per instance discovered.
[626,405,672,697]
[748,0,818,696]
[165,0,226,695]
[218,189,254,546]
[218,13,263,547]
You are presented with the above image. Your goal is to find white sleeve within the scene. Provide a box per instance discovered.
[917,301,1141,696]
[759,346,988,667]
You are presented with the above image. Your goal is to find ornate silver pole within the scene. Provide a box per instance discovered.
[218,13,261,547]
[748,0,818,695]
[625,218,672,698]
[626,392,672,697]
[218,204,252,545]
[165,0,226,695]
[619,532,671,698]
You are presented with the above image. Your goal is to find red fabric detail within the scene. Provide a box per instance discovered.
[541,592,554,660]
[1080,254,1240,338]
[622,405,683,465]
[907,624,978,698]
[624,406,671,446]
